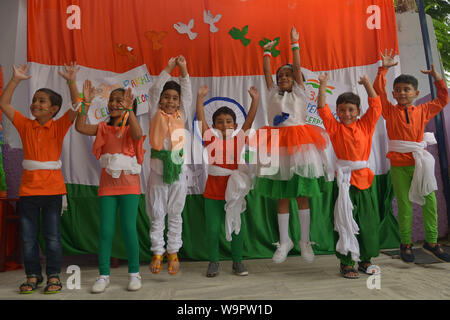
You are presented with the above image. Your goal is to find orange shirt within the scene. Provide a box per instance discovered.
[13,110,73,196]
[93,122,145,196]
[318,97,382,190]
[149,109,185,151]
[374,67,449,166]
[203,133,246,200]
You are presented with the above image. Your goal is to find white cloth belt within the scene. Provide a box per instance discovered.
[22,159,62,170]
[22,159,67,216]
[99,153,141,179]
[334,159,369,262]
[388,132,438,205]
[208,164,252,241]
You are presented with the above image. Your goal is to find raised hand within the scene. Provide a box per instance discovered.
[318,72,329,83]
[358,74,377,98]
[176,55,188,77]
[58,62,80,82]
[290,26,299,43]
[12,64,32,81]
[82,80,95,103]
[263,40,277,51]
[121,87,134,110]
[176,55,187,69]
[197,85,209,98]
[167,57,177,71]
[421,64,442,81]
[380,49,398,69]
[248,86,259,100]
[358,75,370,85]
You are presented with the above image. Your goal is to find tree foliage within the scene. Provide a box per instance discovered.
[424,0,450,74]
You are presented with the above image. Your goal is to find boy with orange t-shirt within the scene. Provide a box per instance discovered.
[317,73,382,279]
[196,85,258,278]
[373,49,450,263]
[0,64,79,293]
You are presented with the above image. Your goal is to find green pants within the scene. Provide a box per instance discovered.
[205,198,244,262]
[335,185,381,266]
[98,194,140,275]
[390,165,438,244]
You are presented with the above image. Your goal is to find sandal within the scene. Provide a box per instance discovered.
[44,275,62,294]
[19,275,43,294]
[340,263,360,279]
[358,261,381,275]
[167,252,180,275]
[150,254,164,274]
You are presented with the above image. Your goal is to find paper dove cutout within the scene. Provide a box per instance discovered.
[229,25,251,46]
[144,30,167,50]
[114,43,138,63]
[174,19,198,40]
[203,10,222,33]
[259,37,281,57]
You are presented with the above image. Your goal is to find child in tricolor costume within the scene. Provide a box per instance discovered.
[146,56,192,275]
[196,85,259,277]
[255,27,331,264]
[374,49,450,263]
[317,73,382,279]
[76,80,145,293]
[0,63,79,293]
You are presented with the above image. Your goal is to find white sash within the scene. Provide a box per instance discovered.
[99,153,141,179]
[334,159,370,262]
[22,160,62,170]
[22,159,67,215]
[208,164,252,241]
[388,132,438,205]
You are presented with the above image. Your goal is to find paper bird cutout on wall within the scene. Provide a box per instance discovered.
[229,25,251,46]
[145,30,167,50]
[174,19,198,40]
[203,10,222,33]
[114,43,138,64]
[259,37,281,57]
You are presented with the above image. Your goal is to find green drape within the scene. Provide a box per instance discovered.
[57,173,400,261]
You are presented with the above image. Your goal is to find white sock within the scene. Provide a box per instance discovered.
[129,272,140,278]
[298,209,311,242]
[277,213,290,244]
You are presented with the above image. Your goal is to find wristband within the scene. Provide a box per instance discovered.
[71,102,81,111]
[291,42,299,51]
[67,80,75,85]
[263,51,272,57]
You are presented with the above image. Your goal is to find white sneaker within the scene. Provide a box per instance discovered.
[299,240,315,263]
[91,276,110,293]
[272,239,294,263]
[127,274,142,291]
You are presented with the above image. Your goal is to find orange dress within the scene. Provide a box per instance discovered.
[250,82,332,182]
[93,122,145,196]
